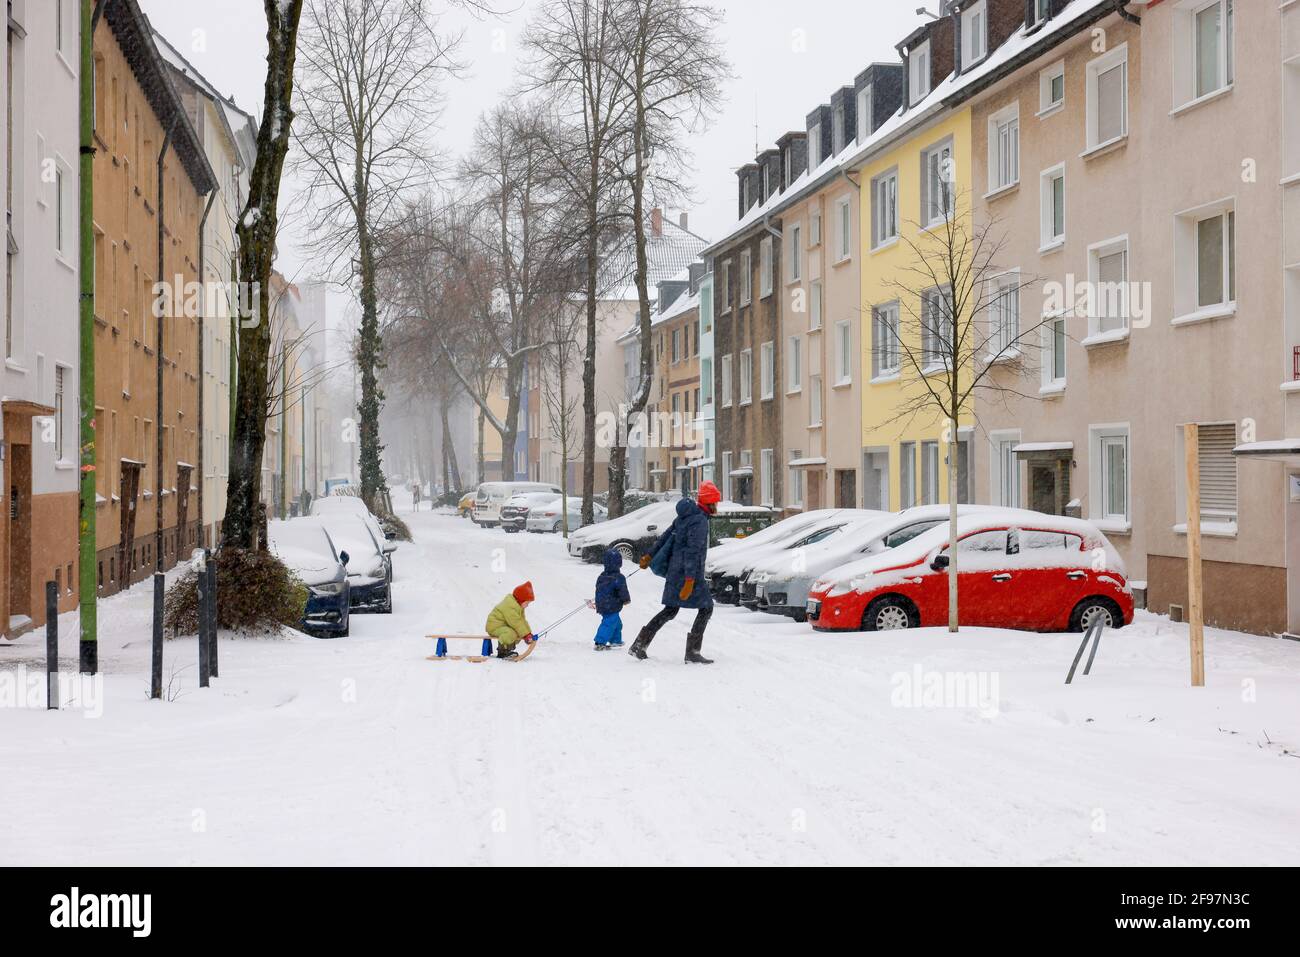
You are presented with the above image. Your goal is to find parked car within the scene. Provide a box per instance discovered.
[752,505,1018,621]
[567,500,679,563]
[500,492,568,533]
[806,513,1133,633]
[310,495,397,561]
[707,509,880,605]
[316,513,393,614]
[472,481,562,527]
[267,518,351,638]
[526,496,608,533]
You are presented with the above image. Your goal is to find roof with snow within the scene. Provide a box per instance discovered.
[598,217,710,301]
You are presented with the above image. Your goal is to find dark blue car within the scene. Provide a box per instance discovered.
[268,518,352,638]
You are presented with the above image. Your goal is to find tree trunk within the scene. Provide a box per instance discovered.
[581,155,600,525]
[476,408,485,482]
[356,211,387,513]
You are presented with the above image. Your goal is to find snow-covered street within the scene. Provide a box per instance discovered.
[3,502,1299,866]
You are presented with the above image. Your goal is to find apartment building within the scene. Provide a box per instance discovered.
[91,0,216,595]
[153,28,258,545]
[0,0,82,635]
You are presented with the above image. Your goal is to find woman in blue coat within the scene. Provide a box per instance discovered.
[629,481,722,664]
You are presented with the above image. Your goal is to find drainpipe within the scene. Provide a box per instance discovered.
[1115,1,1141,26]
[155,121,174,574]
[197,189,216,548]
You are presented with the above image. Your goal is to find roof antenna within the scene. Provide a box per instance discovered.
[754,94,759,157]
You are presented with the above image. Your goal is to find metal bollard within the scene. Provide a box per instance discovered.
[46,581,58,710]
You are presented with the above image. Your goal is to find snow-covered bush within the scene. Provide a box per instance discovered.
[163,547,308,637]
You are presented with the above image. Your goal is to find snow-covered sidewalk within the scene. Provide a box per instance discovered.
[2,505,1298,866]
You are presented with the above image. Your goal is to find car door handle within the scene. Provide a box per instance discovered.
[992,574,1012,582]
[1066,571,1086,580]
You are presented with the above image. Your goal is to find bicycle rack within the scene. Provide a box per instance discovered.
[1065,619,1105,684]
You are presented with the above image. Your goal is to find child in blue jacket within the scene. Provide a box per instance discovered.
[592,549,632,651]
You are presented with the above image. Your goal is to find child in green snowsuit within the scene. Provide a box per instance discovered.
[485,581,536,659]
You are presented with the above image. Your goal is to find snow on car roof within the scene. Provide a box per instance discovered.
[267,519,341,584]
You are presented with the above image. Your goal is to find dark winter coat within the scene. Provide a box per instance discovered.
[594,550,632,616]
[652,498,713,610]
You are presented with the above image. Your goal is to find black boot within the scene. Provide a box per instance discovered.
[497,643,519,660]
[684,632,713,665]
[628,628,654,660]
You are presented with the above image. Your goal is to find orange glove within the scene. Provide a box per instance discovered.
[639,554,652,569]
[679,578,695,601]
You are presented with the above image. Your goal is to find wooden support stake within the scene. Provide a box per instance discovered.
[1184,423,1206,687]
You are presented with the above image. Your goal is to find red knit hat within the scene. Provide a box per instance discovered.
[513,581,535,604]
[697,481,722,505]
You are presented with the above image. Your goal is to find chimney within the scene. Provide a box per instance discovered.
[679,212,689,231]
[651,207,664,238]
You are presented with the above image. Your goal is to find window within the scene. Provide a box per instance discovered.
[832,104,846,155]
[1090,426,1130,526]
[784,149,793,189]
[55,0,67,53]
[872,303,900,379]
[835,320,853,385]
[671,328,680,363]
[921,287,952,370]
[760,237,774,297]
[1029,0,1050,27]
[988,272,1020,355]
[787,225,801,282]
[721,452,732,501]
[808,123,822,169]
[762,165,771,202]
[1086,44,1128,151]
[786,336,802,392]
[921,441,939,505]
[788,453,805,508]
[856,85,873,142]
[810,209,822,247]
[1088,237,1129,334]
[835,197,852,261]
[991,432,1021,508]
[760,341,775,399]
[1185,422,1238,526]
[1041,314,1067,391]
[1040,165,1065,248]
[1175,0,1234,107]
[760,449,776,508]
[988,105,1019,192]
[921,139,954,226]
[871,168,898,248]
[1040,61,1065,115]
[719,260,731,312]
[740,250,752,305]
[720,354,732,408]
[739,348,752,404]
[909,39,931,105]
[809,374,823,426]
[1196,209,1235,309]
[899,442,917,509]
[962,1,987,67]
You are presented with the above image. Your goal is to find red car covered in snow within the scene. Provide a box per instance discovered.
[806,514,1133,633]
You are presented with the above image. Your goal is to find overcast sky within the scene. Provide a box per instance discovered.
[138,0,925,317]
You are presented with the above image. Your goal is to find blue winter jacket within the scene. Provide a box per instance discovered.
[594,550,632,616]
[651,498,713,610]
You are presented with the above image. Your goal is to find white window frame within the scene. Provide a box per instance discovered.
[739,348,753,405]
[921,138,955,228]
[740,249,752,305]
[899,441,917,509]
[834,196,853,262]
[1040,312,1067,393]
[871,167,899,249]
[719,260,731,312]
[1040,163,1066,250]
[760,449,776,508]
[808,123,822,169]
[1085,43,1129,153]
[809,374,823,427]
[788,453,805,509]
[834,319,853,386]
[786,224,802,283]
[759,237,773,298]
[1028,0,1050,28]
[1174,0,1235,110]
[721,451,732,501]
[720,354,733,408]
[962,1,988,68]
[989,430,1022,508]
[986,270,1021,358]
[909,39,931,105]
[832,103,846,155]
[921,286,952,373]
[809,280,823,331]
[921,441,940,506]
[809,209,822,247]
[786,335,802,393]
[1175,421,1239,530]
[1173,197,1236,323]
[872,301,900,380]
[856,84,873,143]
[987,103,1020,194]
[760,340,775,400]
[1087,235,1131,337]
[1090,424,1131,530]
[1039,60,1066,117]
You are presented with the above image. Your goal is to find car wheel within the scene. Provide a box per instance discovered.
[1070,597,1120,632]
[614,541,636,562]
[862,595,919,632]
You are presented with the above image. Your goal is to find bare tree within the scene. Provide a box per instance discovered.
[601,0,727,517]
[293,0,466,513]
[540,299,585,534]
[225,0,305,551]
[882,180,1047,632]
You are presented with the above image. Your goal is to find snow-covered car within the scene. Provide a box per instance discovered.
[806,513,1133,633]
[526,496,608,533]
[472,481,562,527]
[751,505,1020,621]
[315,513,393,614]
[707,509,881,605]
[267,518,351,638]
[499,491,568,533]
[567,500,680,563]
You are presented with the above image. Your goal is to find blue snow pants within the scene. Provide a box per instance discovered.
[595,613,624,647]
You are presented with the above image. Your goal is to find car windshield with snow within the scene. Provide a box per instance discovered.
[267,518,351,638]
[315,513,394,615]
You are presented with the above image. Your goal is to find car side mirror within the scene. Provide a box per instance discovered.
[385,530,397,541]
[339,551,350,565]
[930,554,949,572]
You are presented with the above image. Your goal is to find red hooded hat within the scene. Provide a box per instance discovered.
[513,581,535,604]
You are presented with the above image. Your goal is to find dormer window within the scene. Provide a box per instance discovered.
[784,149,792,187]
[962,1,987,67]
[832,104,845,155]
[808,122,822,168]
[909,40,931,105]
[762,165,771,200]
[742,178,751,211]
[1029,0,1050,28]
[856,85,873,142]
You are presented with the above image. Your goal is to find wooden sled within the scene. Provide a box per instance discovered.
[426,634,538,663]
